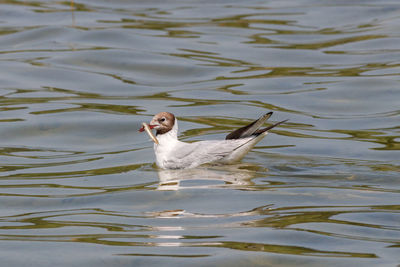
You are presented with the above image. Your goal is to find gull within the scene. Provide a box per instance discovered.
[139,112,287,169]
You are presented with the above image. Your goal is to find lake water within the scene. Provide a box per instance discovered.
[0,0,399,266]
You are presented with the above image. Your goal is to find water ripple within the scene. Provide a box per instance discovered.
[0,0,399,266]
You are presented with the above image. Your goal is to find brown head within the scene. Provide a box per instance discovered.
[148,112,176,135]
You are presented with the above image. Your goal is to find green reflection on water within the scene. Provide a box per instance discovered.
[333,129,400,151]
[280,35,387,50]
[207,241,377,258]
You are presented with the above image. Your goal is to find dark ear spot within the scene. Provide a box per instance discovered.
[156,127,170,135]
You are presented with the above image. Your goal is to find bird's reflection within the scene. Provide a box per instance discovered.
[156,163,266,190]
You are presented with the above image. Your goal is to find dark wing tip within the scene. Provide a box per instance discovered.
[226,112,274,140]
[253,119,288,136]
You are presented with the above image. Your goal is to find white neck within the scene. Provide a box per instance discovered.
[153,119,180,168]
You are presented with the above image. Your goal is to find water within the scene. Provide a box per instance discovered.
[0,0,399,266]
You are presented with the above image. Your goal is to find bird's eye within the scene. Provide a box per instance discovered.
[160,117,166,122]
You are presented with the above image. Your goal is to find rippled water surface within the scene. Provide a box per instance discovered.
[0,0,399,266]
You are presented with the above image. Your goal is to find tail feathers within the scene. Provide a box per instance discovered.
[226,112,286,140]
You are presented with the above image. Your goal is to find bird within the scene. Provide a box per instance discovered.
[139,112,287,169]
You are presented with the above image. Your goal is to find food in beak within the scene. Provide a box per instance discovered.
[139,124,157,132]
[139,122,159,144]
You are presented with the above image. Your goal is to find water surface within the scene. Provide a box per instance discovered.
[0,0,399,266]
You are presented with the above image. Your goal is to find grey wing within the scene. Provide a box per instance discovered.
[165,140,243,169]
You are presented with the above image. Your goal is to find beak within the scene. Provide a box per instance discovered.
[138,124,158,132]
[139,122,159,144]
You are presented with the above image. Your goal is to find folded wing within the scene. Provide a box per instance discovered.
[163,140,247,169]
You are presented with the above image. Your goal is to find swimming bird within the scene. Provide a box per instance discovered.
[139,112,287,169]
